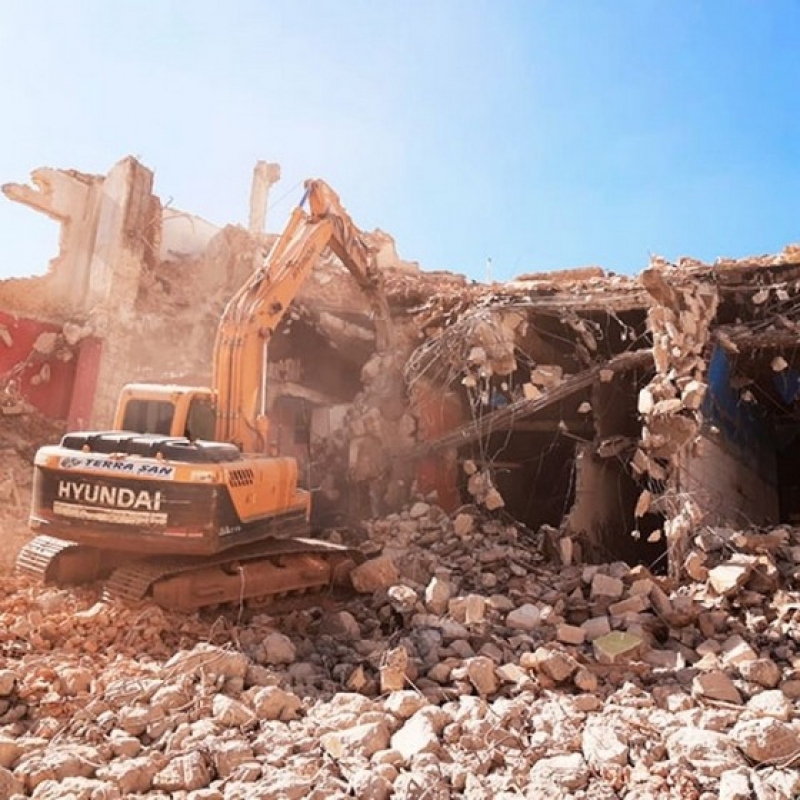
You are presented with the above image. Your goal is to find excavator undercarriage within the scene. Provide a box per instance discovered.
[17,431,361,611]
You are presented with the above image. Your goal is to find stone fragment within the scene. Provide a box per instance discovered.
[506,604,540,630]
[261,632,297,665]
[692,670,743,704]
[529,753,589,791]
[0,737,21,769]
[388,584,418,614]
[0,669,17,696]
[424,574,451,615]
[746,689,792,721]
[533,647,579,683]
[409,501,430,519]
[463,594,486,624]
[738,657,781,688]
[164,643,249,680]
[453,513,474,537]
[350,555,400,593]
[666,728,745,777]
[97,756,162,795]
[380,646,409,692]
[384,690,427,720]
[581,616,612,641]
[391,708,446,761]
[582,717,628,768]
[321,721,391,760]
[0,766,22,798]
[590,573,624,599]
[153,751,212,792]
[593,631,646,664]
[251,686,302,721]
[213,695,256,727]
[556,624,586,645]
[718,768,752,800]
[573,667,598,692]
[731,718,800,764]
[708,562,751,596]
[464,656,498,696]
[211,739,254,778]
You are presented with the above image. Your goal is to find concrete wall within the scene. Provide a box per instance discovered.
[678,433,780,527]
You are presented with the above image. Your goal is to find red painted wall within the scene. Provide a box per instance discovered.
[0,312,76,420]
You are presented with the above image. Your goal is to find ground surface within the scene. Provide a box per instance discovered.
[0,416,799,798]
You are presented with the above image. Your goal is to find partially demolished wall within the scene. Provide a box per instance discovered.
[3,155,800,576]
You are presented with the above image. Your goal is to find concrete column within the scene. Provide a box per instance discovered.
[248,161,281,237]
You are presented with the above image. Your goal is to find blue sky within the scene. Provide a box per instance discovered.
[2,1,800,282]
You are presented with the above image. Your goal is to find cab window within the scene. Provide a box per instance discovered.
[186,397,216,441]
[122,399,175,435]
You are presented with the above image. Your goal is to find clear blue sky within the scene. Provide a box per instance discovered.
[2,1,800,282]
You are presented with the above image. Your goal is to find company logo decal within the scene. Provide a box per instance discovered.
[59,456,175,479]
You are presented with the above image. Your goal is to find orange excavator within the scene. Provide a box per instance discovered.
[17,180,394,610]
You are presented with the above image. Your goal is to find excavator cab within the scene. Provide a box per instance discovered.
[114,384,217,441]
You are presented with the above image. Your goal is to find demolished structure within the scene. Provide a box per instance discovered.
[3,156,800,581]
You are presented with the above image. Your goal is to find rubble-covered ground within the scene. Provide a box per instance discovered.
[2,441,800,799]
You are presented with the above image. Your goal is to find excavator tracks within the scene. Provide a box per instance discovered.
[16,535,111,586]
[102,537,360,610]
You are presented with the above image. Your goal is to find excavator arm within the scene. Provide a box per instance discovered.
[213,179,394,452]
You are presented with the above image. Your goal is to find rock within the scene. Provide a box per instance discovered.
[0,766,22,798]
[718,768,751,800]
[582,717,629,768]
[746,690,792,721]
[213,695,256,727]
[593,631,646,664]
[321,721,391,760]
[388,584,419,614]
[590,573,624,599]
[453,513,474,537]
[97,756,162,795]
[164,643,249,680]
[319,610,361,638]
[666,728,745,777]
[556,624,586,645]
[391,708,447,762]
[464,656,498,696]
[261,632,296,665]
[0,737,21,769]
[409,502,431,519]
[250,686,302,721]
[16,749,96,791]
[350,768,393,800]
[463,594,486,625]
[738,657,781,689]
[533,648,579,683]
[210,739,254,778]
[31,777,121,800]
[424,575,451,615]
[692,670,743,704]
[574,668,598,693]
[529,753,589,791]
[380,646,409,692]
[731,718,800,764]
[153,751,212,792]
[708,562,751,596]
[384,691,428,720]
[581,616,612,641]
[351,556,400,593]
[506,604,540,630]
[0,670,17,696]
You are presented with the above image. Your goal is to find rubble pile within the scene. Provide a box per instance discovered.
[2,499,800,798]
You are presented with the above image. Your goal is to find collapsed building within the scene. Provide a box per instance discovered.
[2,155,800,579]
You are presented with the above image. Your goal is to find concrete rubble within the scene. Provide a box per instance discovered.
[3,156,800,795]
